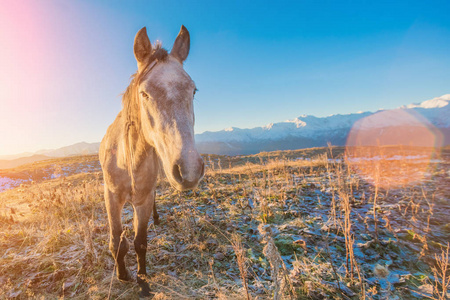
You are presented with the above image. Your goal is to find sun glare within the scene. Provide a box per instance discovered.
[345,110,443,189]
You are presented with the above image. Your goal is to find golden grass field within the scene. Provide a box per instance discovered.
[0,146,449,299]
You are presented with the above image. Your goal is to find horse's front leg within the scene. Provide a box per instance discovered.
[152,190,160,225]
[105,190,131,281]
[133,193,154,297]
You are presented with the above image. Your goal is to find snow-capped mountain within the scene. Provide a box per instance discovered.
[196,94,450,155]
[1,95,448,165]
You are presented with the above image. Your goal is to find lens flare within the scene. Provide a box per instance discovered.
[345,109,443,189]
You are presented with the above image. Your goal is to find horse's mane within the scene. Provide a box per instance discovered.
[122,42,168,193]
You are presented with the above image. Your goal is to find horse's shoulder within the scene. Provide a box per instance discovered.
[100,113,126,167]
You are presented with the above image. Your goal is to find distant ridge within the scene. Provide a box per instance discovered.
[0,154,52,170]
[0,152,35,161]
[0,142,100,169]
[35,142,101,157]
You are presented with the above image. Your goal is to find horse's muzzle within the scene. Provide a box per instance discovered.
[171,157,204,190]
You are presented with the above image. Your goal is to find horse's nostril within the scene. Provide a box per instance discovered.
[172,164,183,183]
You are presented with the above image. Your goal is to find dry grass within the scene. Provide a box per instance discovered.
[0,146,449,299]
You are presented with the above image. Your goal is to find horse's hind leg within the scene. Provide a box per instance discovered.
[133,196,154,297]
[105,190,131,281]
[152,191,160,225]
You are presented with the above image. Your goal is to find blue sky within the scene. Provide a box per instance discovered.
[0,0,449,155]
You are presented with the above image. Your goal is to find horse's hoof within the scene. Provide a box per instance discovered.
[153,217,160,226]
[118,269,132,282]
[138,287,151,298]
[137,275,151,298]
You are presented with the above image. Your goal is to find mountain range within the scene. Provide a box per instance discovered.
[1,94,448,168]
[196,94,450,155]
[0,142,100,169]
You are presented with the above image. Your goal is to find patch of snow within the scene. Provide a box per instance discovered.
[386,155,427,161]
[346,155,441,164]
[285,118,306,128]
[328,159,343,163]
[406,94,450,109]
[263,123,274,130]
[0,177,29,192]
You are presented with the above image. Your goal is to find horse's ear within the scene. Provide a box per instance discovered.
[134,27,152,72]
[171,25,190,63]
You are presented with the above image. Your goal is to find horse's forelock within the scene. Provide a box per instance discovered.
[122,43,168,112]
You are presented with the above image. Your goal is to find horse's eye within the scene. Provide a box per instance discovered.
[140,91,149,99]
[193,88,198,96]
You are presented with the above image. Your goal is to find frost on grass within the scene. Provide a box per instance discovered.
[0,146,449,299]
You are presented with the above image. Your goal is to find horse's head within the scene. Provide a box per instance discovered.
[132,26,204,191]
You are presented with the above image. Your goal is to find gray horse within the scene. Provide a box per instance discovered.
[99,25,204,297]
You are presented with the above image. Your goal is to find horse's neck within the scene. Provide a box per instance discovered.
[123,120,156,170]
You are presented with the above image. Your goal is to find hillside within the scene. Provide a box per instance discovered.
[0,147,449,299]
[0,155,52,170]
